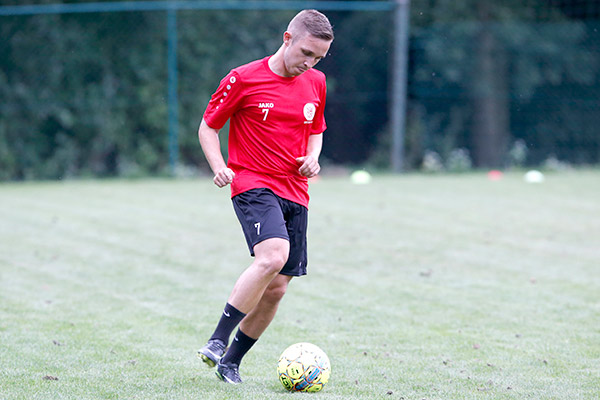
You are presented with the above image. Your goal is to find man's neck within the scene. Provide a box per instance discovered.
[268,45,289,77]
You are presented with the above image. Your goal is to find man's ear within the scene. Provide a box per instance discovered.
[283,31,292,45]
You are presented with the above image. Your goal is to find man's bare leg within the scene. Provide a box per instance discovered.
[198,237,289,369]
[239,274,293,339]
[228,238,290,313]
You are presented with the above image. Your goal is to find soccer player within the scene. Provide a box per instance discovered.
[196,9,334,384]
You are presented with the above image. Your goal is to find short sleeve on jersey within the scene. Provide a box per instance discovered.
[203,71,243,130]
[312,82,327,135]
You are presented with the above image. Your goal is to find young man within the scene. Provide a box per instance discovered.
[197,10,334,384]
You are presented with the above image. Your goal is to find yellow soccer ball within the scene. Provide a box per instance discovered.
[277,342,331,392]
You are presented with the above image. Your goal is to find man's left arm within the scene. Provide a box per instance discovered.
[296,133,323,178]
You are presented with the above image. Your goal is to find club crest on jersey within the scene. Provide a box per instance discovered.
[303,103,316,124]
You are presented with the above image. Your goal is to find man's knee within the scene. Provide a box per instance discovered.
[253,238,290,275]
[263,280,288,303]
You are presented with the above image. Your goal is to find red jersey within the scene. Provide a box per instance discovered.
[203,56,327,208]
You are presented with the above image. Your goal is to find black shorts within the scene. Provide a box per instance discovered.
[232,188,308,277]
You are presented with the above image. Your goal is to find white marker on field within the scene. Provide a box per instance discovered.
[351,170,372,185]
[524,170,545,183]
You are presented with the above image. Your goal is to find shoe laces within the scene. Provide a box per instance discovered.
[209,339,226,352]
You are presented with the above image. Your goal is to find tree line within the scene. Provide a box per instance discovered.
[1,0,598,180]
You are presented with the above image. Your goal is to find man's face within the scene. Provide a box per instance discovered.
[282,32,332,77]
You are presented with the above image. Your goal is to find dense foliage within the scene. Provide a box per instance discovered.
[407,0,600,169]
[0,0,598,179]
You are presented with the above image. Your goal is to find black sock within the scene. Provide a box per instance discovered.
[221,328,257,366]
[209,303,246,346]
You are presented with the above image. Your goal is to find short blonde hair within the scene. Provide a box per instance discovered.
[287,9,334,41]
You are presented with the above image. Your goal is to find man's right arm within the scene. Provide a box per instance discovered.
[198,118,235,188]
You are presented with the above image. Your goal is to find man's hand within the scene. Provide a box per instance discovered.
[296,156,320,178]
[213,167,235,188]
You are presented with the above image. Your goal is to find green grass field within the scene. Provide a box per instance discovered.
[1,170,599,399]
